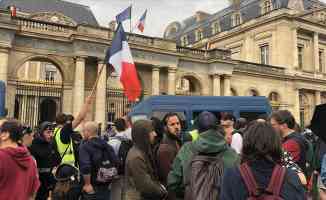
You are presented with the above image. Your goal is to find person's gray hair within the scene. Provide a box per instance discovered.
[83,121,98,136]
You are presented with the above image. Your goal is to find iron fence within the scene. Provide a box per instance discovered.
[14,80,63,128]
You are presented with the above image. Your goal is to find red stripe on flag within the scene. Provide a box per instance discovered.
[120,62,142,101]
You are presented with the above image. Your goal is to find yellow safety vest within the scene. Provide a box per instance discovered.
[190,129,199,141]
[54,127,75,166]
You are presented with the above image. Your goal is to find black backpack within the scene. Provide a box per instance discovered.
[184,151,224,200]
[93,145,119,184]
[110,136,133,175]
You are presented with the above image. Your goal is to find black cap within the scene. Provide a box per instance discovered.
[198,111,217,133]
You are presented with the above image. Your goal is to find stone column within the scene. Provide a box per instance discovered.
[314,32,320,72]
[212,74,221,96]
[292,88,301,123]
[95,60,107,130]
[167,68,176,95]
[315,90,321,106]
[73,57,86,116]
[292,27,298,69]
[152,67,160,95]
[223,75,231,96]
[0,48,9,84]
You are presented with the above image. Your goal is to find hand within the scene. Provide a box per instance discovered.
[85,95,95,105]
[83,184,95,194]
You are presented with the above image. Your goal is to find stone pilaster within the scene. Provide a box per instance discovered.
[314,32,320,72]
[73,57,86,116]
[95,60,107,130]
[223,75,231,96]
[0,48,9,85]
[292,88,300,123]
[167,68,177,95]
[152,67,160,95]
[212,74,221,96]
[292,27,298,69]
[315,90,321,106]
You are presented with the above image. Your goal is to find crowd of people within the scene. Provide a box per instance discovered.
[2,96,326,200]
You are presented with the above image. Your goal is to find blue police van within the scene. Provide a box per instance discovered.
[129,95,272,129]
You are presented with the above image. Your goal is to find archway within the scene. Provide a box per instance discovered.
[176,74,203,96]
[248,88,259,96]
[231,88,238,96]
[14,57,63,127]
[40,98,57,122]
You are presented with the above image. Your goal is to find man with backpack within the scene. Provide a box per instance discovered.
[270,110,311,176]
[168,111,239,200]
[79,121,119,200]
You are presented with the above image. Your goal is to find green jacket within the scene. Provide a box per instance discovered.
[167,129,240,199]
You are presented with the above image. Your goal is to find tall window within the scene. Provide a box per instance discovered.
[319,50,324,72]
[235,13,241,26]
[260,45,269,65]
[298,46,304,69]
[196,29,204,41]
[212,22,220,35]
[181,35,188,46]
[45,70,56,81]
[263,0,272,13]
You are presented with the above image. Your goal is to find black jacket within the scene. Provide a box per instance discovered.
[220,159,305,200]
[30,136,59,169]
[79,137,118,185]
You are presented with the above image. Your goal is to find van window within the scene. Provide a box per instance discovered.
[240,112,267,122]
[152,111,187,130]
[193,111,233,123]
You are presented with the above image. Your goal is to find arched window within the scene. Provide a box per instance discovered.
[249,89,259,96]
[231,88,238,96]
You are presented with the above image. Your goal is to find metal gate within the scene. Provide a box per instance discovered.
[14,80,63,128]
[106,88,137,122]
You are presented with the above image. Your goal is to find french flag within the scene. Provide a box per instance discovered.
[105,23,141,102]
[137,10,147,33]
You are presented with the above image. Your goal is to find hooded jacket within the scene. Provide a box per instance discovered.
[79,137,118,186]
[167,128,239,199]
[0,146,40,200]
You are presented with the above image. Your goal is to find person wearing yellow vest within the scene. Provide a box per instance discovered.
[54,95,94,167]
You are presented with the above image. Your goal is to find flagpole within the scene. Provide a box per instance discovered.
[90,63,106,97]
[130,3,132,34]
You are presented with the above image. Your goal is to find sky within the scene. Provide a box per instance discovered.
[67,0,326,37]
[66,0,230,37]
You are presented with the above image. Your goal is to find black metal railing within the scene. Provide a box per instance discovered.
[14,80,63,128]
[106,88,137,122]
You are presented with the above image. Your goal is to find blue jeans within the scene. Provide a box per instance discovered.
[82,186,111,200]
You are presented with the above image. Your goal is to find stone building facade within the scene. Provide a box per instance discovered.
[0,0,324,128]
[164,0,326,126]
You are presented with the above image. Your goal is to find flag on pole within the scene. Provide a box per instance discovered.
[116,6,132,23]
[105,23,141,102]
[136,10,147,33]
